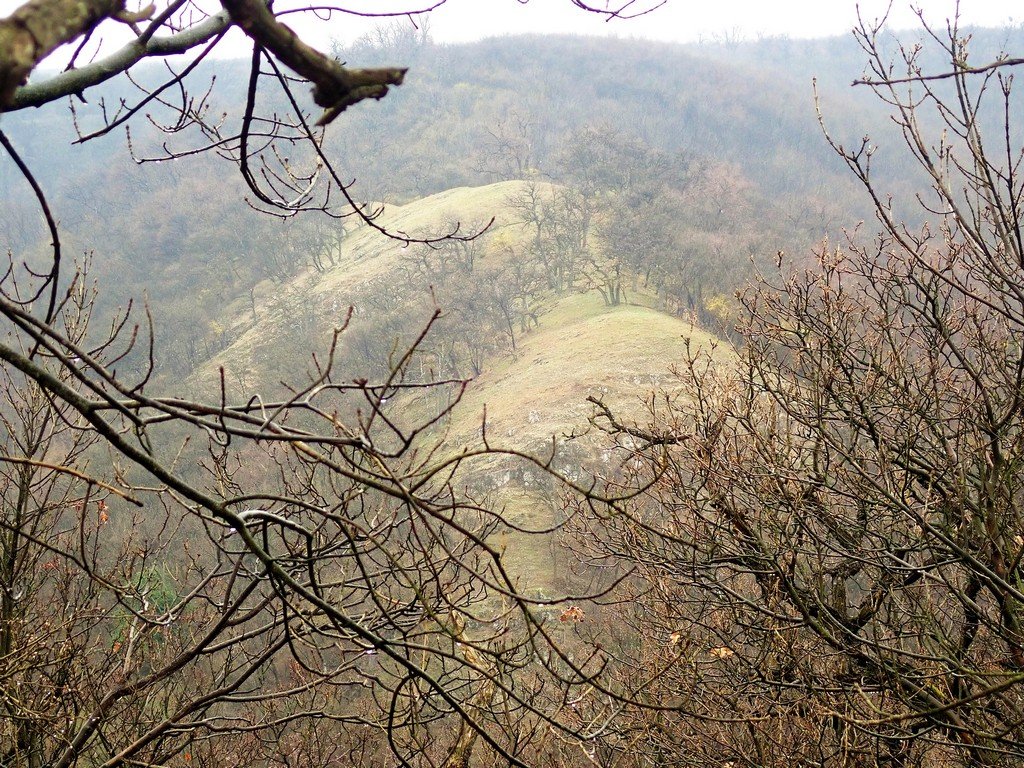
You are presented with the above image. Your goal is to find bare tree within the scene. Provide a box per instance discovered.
[0,260,630,767]
[0,1,672,765]
[577,12,1024,768]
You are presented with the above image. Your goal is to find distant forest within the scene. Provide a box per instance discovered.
[7,28,1011,377]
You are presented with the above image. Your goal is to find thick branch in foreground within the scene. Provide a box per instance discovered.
[2,0,404,121]
[220,0,405,125]
[0,0,126,106]
[853,56,1024,86]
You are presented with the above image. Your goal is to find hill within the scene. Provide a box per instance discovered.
[429,290,722,587]
[187,180,551,391]
[185,179,721,588]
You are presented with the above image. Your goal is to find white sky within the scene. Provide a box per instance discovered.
[345,0,1017,45]
[1,0,1018,64]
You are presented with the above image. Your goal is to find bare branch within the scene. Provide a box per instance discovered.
[0,0,127,107]
[855,56,1024,87]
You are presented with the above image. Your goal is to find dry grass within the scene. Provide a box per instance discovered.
[417,291,728,589]
[442,291,722,456]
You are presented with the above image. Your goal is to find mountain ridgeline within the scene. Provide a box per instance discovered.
[4,28,1018,391]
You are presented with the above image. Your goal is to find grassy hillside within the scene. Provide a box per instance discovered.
[442,291,717,457]
[186,179,726,589]
[432,290,722,588]
[189,180,555,392]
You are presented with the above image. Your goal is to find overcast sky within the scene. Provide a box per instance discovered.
[341,0,1017,45]
[2,0,1018,64]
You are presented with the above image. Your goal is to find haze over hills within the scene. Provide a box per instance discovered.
[5,30,1012,552]
[0,28,944,340]
[5,26,1017,506]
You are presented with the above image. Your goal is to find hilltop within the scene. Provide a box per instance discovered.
[182,178,722,588]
